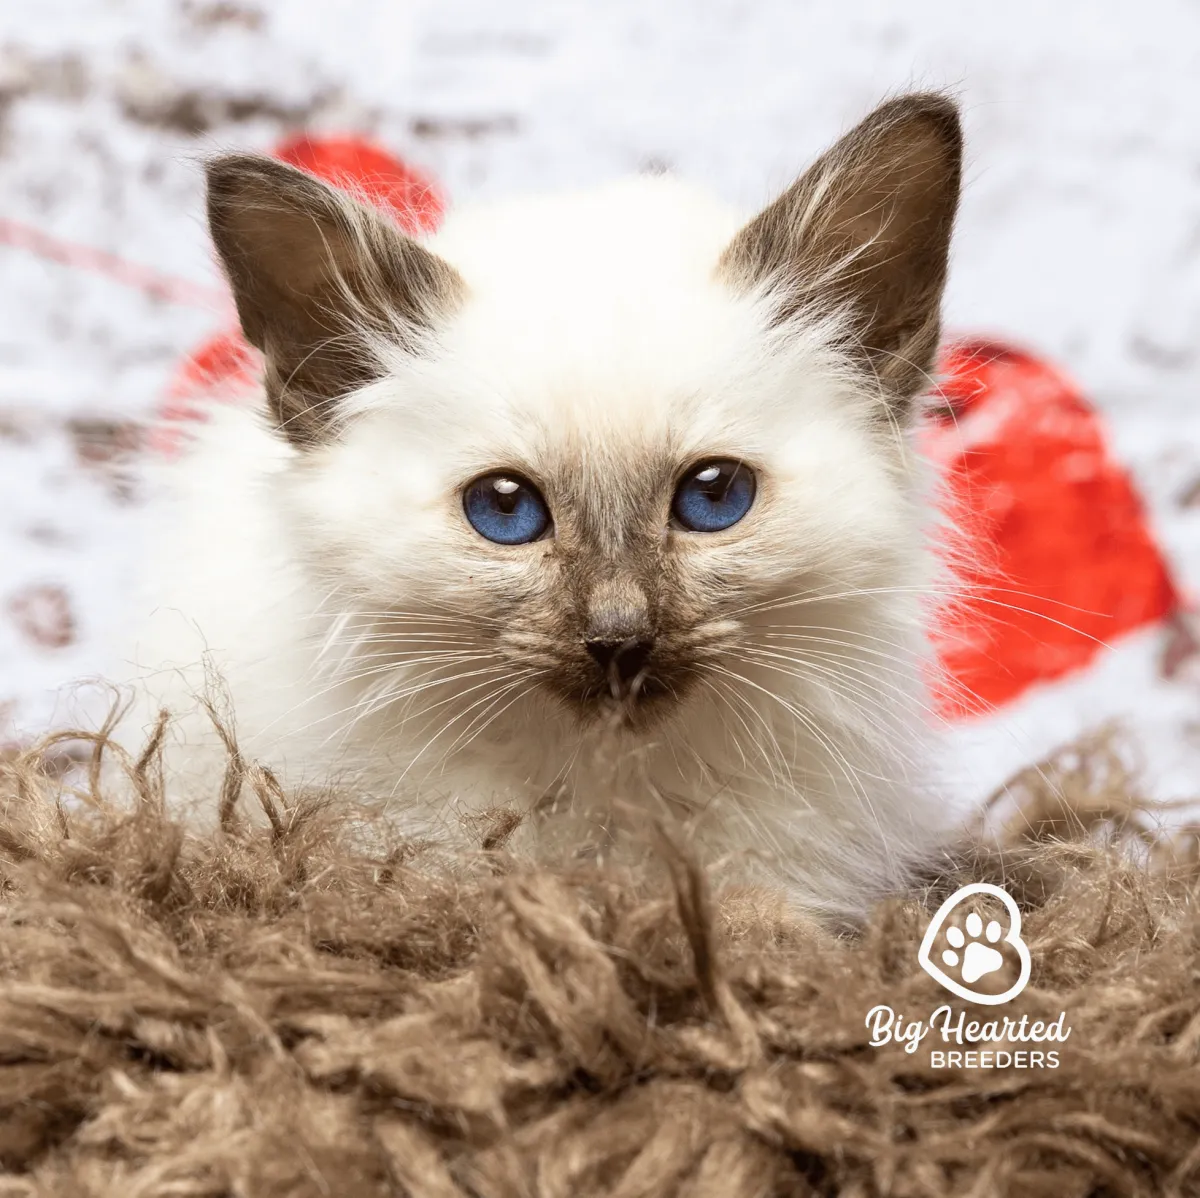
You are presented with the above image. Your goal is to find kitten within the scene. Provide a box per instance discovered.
[121,93,963,921]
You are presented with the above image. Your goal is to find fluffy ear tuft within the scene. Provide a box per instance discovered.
[719,93,963,417]
[205,155,464,446]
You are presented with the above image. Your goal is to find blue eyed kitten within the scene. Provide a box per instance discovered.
[123,94,963,920]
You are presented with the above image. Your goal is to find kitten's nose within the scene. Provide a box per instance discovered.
[585,636,654,694]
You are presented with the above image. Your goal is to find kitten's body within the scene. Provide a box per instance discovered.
[121,97,963,920]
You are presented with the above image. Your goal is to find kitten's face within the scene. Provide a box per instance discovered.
[207,94,960,737]
[287,237,920,731]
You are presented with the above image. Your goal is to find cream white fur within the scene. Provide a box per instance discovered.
[120,175,954,920]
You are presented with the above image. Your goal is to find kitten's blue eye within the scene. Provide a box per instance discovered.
[464,473,551,544]
[672,459,756,532]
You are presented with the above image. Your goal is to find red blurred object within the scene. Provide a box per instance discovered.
[156,135,445,454]
[924,339,1178,716]
[149,328,259,456]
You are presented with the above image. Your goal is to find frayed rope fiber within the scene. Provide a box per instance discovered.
[1,724,1199,1197]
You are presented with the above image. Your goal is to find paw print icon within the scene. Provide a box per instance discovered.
[918,882,1031,1005]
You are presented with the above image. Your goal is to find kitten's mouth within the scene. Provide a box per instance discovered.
[519,628,700,727]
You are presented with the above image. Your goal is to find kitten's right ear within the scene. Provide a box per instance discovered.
[206,155,464,446]
[719,93,962,418]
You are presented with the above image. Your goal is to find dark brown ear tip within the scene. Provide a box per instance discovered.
[206,152,270,189]
[882,92,963,156]
[204,153,320,208]
[205,155,266,224]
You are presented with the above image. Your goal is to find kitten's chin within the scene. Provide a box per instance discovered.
[554,677,681,732]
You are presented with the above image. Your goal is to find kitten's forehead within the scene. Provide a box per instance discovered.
[447,282,759,433]
[426,176,763,430]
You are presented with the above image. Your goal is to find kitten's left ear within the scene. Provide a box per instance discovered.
[206,155,465,446]
[719,93,963,415]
